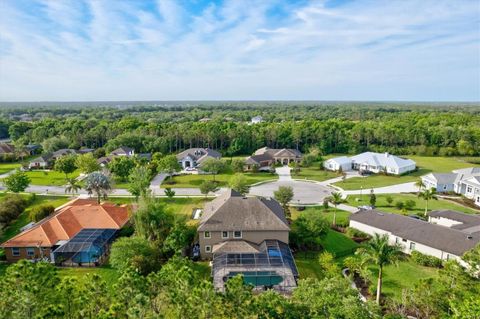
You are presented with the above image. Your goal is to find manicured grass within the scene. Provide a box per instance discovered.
[0,195,71,243]
[193,261,211,280]
[293,167,340,182]
[369,259,439,301]
[291,206,351,227]
[163,171,277,188]
[112,178,130,189]
[160,197,209,219]
[57,265,120,292]
[332,156,479,191]
[23,170,80,186]
[345,193,479,215]
[0,163,21,175]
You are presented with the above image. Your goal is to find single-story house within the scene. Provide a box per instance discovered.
[77,148,95,154]
[245,147,302,170]
[349,209,480,263]
[251,116,263,124]
[0,143,15,156]
[421,173,458,192]
[326,152,416,175]
[110,147,135,157]
[323,156,352,172]
[29,154,53,169]
[97,156,114,167]
[198,189,297,292]
[52,148,77,160]
[457,175,480,207]
[176,148,221,170]
[1,198,131,264]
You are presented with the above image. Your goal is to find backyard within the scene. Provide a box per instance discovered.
[162,171,277,188]
[345,193,479,215]
[333,155,479,190]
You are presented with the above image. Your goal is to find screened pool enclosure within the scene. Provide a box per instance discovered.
[53,228,117,266]
[212,240,298,292]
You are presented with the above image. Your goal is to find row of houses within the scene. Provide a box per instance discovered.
[422,167,480,207]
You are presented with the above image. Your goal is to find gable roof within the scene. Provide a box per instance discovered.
[198,189,289,232]
[327,156,352,165]
[423,173,458,185]
[350,152,415,169]
[350,210,480,256]
[52,149,77,158]
[1,199,131,248]
[245,153,273,165]
[0,143,15,154]
[30,154,53,163]
[429,210,480,233]
[212,240,260,254]
[253,147,302,159]
[111,147,134,155]
[453,167,480,177]
[176,148,221,162]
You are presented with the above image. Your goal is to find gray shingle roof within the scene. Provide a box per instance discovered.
[350,209,480,256]
[198,189,289,232]
[176,148,221,162]
[429,210,480,232]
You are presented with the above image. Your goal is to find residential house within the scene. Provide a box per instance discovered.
[52,148,77,160]
[198,189,297,291]
[110,147,135,157]
[97,156,114,167]
[1,198,131,264]
[251,116,263,124]
[326,152,416,175]
[29,154,53,169]
[245,147,302,170]
[349,209,480,263]
[176,148,221,170]
[323,156,352,172]
[421,173,458,192]
[0,143,15,156]
[77,148,95,154]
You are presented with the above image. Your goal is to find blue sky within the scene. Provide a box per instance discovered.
[0,0,479,101]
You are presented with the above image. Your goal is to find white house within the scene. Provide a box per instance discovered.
[323,156,352,172]
[421,173,458,192]
[457,176,480,207]
[251,116,263,124]
[29,154,52,169]
[349,209,480,263]
[176,148,221,170]
[110,147,135,157]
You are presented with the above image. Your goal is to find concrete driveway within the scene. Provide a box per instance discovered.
[249,166,332,205]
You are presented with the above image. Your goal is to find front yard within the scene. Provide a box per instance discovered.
[292,167,340,182]
[23,170,80,186]
[345,193,479,215]
[0,163,21,175]
[162,171,277,188]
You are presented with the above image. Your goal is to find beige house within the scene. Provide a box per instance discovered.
[245,147,302,171]
[198,189,298,292]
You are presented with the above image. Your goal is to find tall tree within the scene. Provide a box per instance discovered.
[65,177,81,195]
[274,186,294,221]
[228,173,249,196]
[157,155,181,183]
[108,156,135,182]
[200,158,225,182]
[84,172,112,204]
[54,154,77,180]
[418,188,437,216]
[128,166,151,201]
[358,233,402,304]
[199,180,219,198]
[327,192,343,226]
[75,153,100,174]
[415,179,425,192]
[3,170,30,193]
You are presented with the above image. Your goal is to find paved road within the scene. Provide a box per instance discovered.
[342,182,417,196]
[249,166,333,205]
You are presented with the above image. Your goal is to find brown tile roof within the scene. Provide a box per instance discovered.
[1,198,131,248]
[198,189,289,232]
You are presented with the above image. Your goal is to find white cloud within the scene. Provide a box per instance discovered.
[0,0,478,101]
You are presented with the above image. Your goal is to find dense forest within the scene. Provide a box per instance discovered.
[0,103,479,157]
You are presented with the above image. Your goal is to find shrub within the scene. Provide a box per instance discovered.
[395,201,404,210]
[0,195,28,225]
[110,236,160,275]
[411,251,442,268]
[345,227,370,240]
[404,200,416,211]
[29,205,55,222]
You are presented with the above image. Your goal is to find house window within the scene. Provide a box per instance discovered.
[467,186,472,193]
[409,242,416,251]
[402,238,407,242]
[205,245,211,253]
[446,254,450,260]
[443,185,447,190]
[204,231,211,238]
[222,231,229,239]
[395,237,399,244]
[233,231,242,238]
[11,248,20,256]
[26,247,35,257]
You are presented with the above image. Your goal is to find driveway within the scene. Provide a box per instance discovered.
[249,166,332,205]
[342,182,417,196]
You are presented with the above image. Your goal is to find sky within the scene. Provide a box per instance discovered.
[0,0,479,102]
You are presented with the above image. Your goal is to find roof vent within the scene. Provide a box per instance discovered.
[467,235,473,240]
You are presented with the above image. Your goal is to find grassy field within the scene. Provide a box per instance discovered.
[0,163,21,175]
[332,156,479,190]
[23,170,80,186]
[0,195,71,243]
[345,193,479,215]
[291,206,351,226]
[293,167,340,182]
[163,171,277,188]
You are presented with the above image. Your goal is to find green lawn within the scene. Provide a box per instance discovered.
[112,178,130,189]
[370,259,439,301]
[22,170,80,186]
[0,195,71,243]
[333,156,479,191]
[291,206,351,227]
[57,265,120,292]
[293,167,340,182]
[345,193,479,215]
[163,171,277,188]
[0,163,21,175]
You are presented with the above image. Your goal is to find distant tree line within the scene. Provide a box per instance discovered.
[0,104,478,156]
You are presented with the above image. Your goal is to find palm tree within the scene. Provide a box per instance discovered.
[65,178,81,195]
[327,192,343,226]
[418,188,437,216]
[358,234,402,304]
[415,179,425,192]
[84,172,112,204]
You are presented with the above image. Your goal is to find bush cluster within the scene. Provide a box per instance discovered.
[29,204,55,222]
[411,251,442,268]
[345,227,370,240]
[0,195,28,225]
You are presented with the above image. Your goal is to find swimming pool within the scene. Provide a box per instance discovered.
[225,271,283,286]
